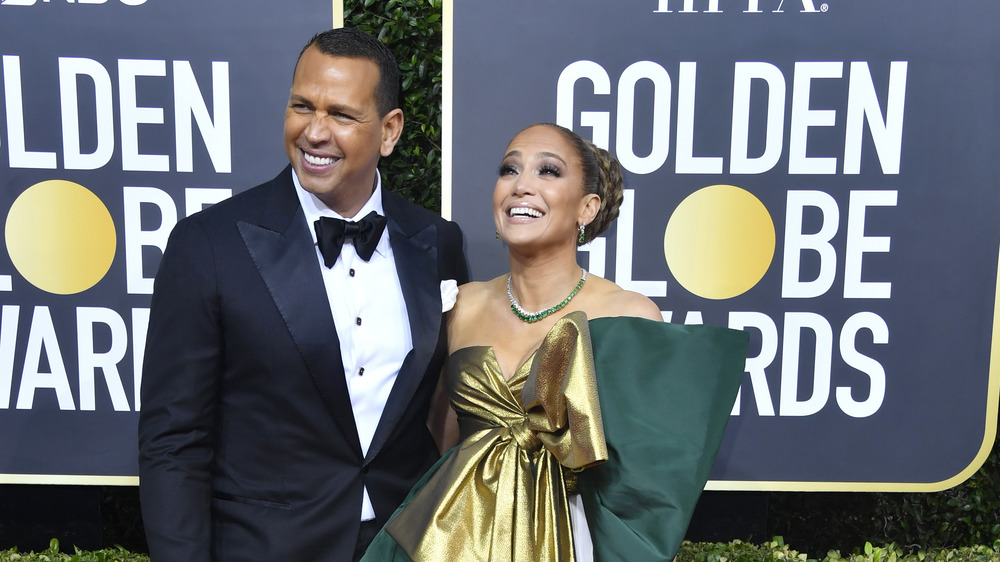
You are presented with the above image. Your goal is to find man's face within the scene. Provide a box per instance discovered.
[284,46,402,217]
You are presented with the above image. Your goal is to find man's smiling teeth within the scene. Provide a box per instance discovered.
[509,207,542,218]
[303,152,335,166]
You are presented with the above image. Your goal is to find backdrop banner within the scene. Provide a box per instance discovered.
[0,0,335,483]
[446,0,1000,490]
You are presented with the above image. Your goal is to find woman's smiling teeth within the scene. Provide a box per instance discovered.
[303,152,335,166]
[509,206,543,218]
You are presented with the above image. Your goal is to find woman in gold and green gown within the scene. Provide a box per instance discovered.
[362,123,748,561]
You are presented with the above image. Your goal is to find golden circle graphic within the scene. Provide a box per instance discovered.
[5,180,116,295]
[663,184,775,300]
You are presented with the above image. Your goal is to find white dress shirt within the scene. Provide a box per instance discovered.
[293,170,412,521]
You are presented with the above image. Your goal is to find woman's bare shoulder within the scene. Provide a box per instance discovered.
[448,277,507,342]
[586,275,663,321]
[454,277,505,309]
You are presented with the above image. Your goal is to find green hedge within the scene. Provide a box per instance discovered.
[4,538,998,562]
[678,538,1000,562]
[1,539,148,562]
[346,0,444,212]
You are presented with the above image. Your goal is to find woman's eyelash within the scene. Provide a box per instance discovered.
[538,164,561,177]
[498,162,561,176]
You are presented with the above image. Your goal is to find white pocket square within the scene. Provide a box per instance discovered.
[440,279,459,313]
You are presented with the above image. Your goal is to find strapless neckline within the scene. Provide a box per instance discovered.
[448,311,586,382]
[448,345,534,383]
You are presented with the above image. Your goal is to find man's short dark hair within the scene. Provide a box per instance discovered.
[297,27,400,117]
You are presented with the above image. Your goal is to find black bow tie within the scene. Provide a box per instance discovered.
[314,211,387,266]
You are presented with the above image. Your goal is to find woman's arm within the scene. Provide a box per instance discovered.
[427,367,460,453]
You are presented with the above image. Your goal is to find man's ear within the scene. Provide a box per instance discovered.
[380,109,404,157]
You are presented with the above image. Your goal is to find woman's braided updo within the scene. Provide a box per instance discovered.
[531,123,625,246]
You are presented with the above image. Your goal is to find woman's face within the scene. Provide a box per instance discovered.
[493,125,594,250]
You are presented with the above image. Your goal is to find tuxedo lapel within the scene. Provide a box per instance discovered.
[236,168,363,456]
[365,191,441,461]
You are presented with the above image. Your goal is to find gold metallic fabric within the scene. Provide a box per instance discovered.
[385,311,607,561]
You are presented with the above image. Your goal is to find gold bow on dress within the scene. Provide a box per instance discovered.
[386,311,608,562]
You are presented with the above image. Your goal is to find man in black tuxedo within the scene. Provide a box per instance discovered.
[138,27,469,561]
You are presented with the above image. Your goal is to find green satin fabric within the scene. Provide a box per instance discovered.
[384,312,607,562]
[362,314,749,562]
[580,317,749,561]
